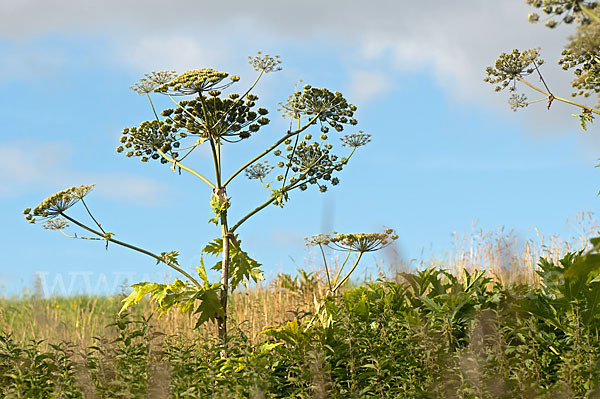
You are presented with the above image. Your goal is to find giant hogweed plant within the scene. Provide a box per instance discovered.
[23,53,372,341]
[262,230,398,344]
[486,2,600,278]
[485,1,600,129]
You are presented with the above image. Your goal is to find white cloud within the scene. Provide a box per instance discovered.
[0,0,589,130]
[357,3,572,95]
[346,70,393,106]
[117,34,229,72]
[0,141,168,205]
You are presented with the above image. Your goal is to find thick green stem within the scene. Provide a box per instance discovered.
[209,138,222,187]
[59,213,202,288]
[217,206,230,342]
[209,135,228,343]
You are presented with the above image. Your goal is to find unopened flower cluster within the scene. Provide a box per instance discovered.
[23,185,94,223]
[159,94,270,143]
[249,52,282,73]
[272,134,346,193]
[307,229,398,253]
[118,120,180,163]
[280,85,357,131]
[245,161,274,180]
[526,0,597,28]
[558,22,600,101]
[484,49,543,92]
[155,69,239,95]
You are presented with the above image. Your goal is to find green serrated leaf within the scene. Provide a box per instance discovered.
[229,245,263,290]
[202,238,223,256]
[196,264,208,286]
[194,288,224,327]
[209,194,231,225]
[119,282,157,314]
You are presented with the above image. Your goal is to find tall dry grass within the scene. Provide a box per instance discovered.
[432,212,600,286]
[2,213,598,350]
[0,284,323,352]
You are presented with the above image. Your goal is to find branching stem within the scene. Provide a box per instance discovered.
[516,77,600,115]
[230,197,276,234]
[223,114,321,187]
[59,212,202,288]
[578,1,600,24]
[80,198,105,235]
[333,252,364,292]
[230,152,327,233]
[156,148,215,188]
[318,244,333,291]
[332,250,352,288]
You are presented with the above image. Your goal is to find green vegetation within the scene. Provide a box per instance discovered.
[2,248,600,397]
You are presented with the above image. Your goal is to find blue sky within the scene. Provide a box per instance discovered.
[2,0,600,296]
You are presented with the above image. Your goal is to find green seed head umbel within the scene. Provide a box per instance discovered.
[484,49,543,92]
[525,0,594,27]
[130,71,177,95]
[23,185,95,224]
[557,21,600,101]
[307,229,398,253]
[155,69,234,95]
[248,51,283,73]
[245,161,274,180]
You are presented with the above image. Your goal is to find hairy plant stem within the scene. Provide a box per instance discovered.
[218,208,230,343]
[167,89,231,343]
[209,137,230,346]
[58,213,202,288]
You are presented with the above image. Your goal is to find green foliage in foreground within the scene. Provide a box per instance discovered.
[2,251,600,398]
